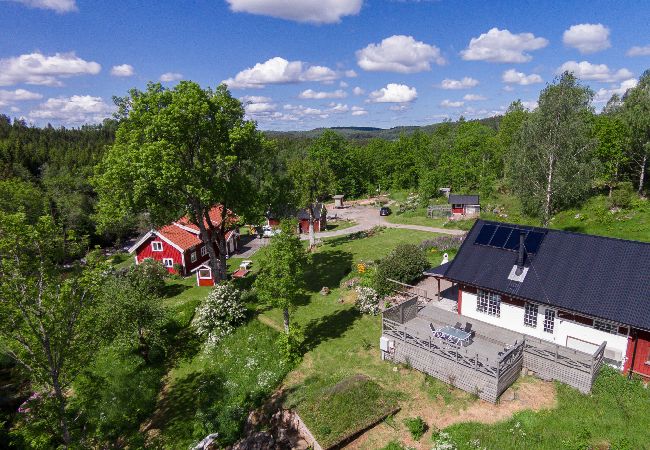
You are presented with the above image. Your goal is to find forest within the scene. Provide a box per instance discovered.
[0,70,649,448]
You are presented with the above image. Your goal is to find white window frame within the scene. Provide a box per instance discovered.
[151,241,163,252]
[201,245,208,257]
[190,251,197,263]
[524,303,538,328]
[162,258,174,268]
[198,268,211,279]
[543,309,555,334]
[476,289,500,317]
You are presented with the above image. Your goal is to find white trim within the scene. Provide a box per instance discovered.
[191,263,211,273]
[198,267,212,279]
[155,232,185,253]
[201,245,208,256]
[134,255,138,265]
[191,251,197,263]
[162,258,174,268]
[151,241,163,252]
[128,230,155,253]
[172,221,201,235]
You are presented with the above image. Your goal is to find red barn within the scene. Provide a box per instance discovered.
[266,203,327,234]
[128,206,239,284]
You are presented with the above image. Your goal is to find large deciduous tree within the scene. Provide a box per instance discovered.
[621,70,650,195]
[0,213,103,447]
[507,72,597,225]
[288,154,335,249]
[94,81,268,281]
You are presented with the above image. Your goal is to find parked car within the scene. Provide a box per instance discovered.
[379,206,391,216]
[261,225,281,238]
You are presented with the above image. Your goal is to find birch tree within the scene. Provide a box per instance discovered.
[0,213,103,447]
[621,70,650,195]
[507,72,597,225]
[94,82,268,281]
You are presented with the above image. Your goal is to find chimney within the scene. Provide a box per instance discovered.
[516,231,526,275]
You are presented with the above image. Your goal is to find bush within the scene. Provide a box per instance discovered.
[375,244,429,295]
[126,258,168,296]
[609,182,634,209]
[403,416,427,441]
[192,284,246,348]
[355,286,380,315]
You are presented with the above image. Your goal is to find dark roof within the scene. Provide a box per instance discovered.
[297,203,326,220]
[424,262,450,277]
[444,219,650,331]
[448,194,480,205]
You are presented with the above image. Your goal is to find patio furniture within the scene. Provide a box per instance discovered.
[433,325,472,347]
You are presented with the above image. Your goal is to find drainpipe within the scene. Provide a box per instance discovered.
[628,330,639,379]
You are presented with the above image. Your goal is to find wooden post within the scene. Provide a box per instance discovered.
[400,304,404,324]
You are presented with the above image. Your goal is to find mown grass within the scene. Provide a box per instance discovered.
[443,367,650,450]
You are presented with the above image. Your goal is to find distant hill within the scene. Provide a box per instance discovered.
[263,116,502,141]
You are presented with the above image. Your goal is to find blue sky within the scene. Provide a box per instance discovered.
[0,0,649,130]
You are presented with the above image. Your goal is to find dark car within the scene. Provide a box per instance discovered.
[379,206,391,216]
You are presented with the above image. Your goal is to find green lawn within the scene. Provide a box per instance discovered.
[325,219,358,232]
[385,207,450,228]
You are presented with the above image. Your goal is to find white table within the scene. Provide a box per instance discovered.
[433,325,472,347]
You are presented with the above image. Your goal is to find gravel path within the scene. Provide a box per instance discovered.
[301,204,465,240]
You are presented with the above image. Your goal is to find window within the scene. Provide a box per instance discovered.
[151,241,163,252]
[477,290,500,317]
[524,303,538,328]
[162,258,174,268]
[191,252,197,263]
[198,268,211,279]
[543,309,555,334]
[201,245,207,256]
[594,320,617,335]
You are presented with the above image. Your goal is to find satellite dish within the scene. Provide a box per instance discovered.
[442,253,449,264]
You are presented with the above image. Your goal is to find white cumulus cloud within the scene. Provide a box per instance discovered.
[299,89,347,99]
[627,45,650,57]
[28,95,113,125]
[225,0,362,24]
[7,0,77,13]
[440,77,479,90]
[594,78,639,103]
[160,72,183,82]
[563,23,611,54]
[0,89,43,106]
[356,35,445,73]
[368,83,417,103]
[0,52,101,87]
[463,94,486,101]
[222,57,347,89]
[440,99,464,108]
[556,61,633,82]
[502,69,543,85]
[110,64,134,77]
[461,28,548,63]
[351,106,367,116]
[352,86,365,96]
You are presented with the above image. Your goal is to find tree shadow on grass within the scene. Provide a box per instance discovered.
[304,249,353,294]
[161,283,191,298]
[302,307,361,352]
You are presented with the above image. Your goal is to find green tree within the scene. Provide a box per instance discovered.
[496,100,529,179]
[621,70,650,194]
[94,81,268,281]
[375,244,429,295]
[288,154,335,249]
[0,213,104,447]
[507,73,597,225]
[0,177,44,223]
[254,221,306,335]
[594,114,630,196]
[308,130,364,198]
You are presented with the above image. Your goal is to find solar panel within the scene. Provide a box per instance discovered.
[524,231,545,253]
[504,229,524,250]
[489,226,513,247]
[474,224,497,245]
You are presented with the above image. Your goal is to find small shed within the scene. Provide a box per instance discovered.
[193,263,215,286]
[333,195,345,209]
[448,194,480,217]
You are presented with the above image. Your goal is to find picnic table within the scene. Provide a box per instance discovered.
[433,325,472,347]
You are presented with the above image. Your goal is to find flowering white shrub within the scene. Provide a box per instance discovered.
[431,431,458,450]
[192,283,246,348]
[355,286,380,315]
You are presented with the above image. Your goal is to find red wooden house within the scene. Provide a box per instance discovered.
[448,194,480,217]
[128,205,239,285]
[266,203,327,234]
